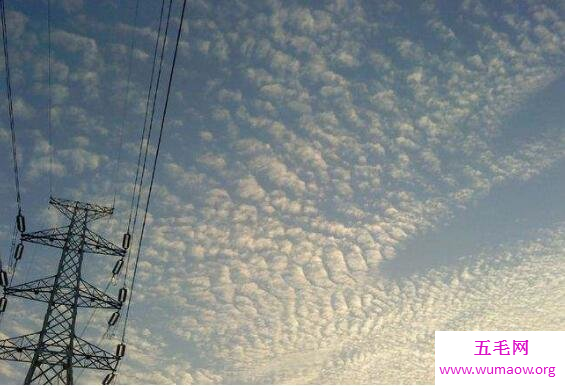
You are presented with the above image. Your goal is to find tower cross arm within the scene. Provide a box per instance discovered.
[5,277,122,309]
[49,196,114,223]
[0,333,38,363]
[0,333,120,371]
[72,336,120,371]
[84,228,126,256]
[20,227,69,249]
[4,276,55,304]
[20,227,125,257]
[79,279,122,309]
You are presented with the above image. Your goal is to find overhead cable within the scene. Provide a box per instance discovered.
[47,0,53,195]
[1,0,23,213]
[121,0,187,343]
[111,0,142,210]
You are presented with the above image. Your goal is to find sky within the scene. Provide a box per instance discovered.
[0,0,564,384]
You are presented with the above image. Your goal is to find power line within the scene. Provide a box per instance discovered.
[111,0,142,210]
[47,0,53,196]
[124,0,167,277]
[121,0,187,343]
[75,1,169,379]
[1,0,22,212]
[122,0,170,293]
[74,0,170,378]
[77,0,185,379]
[126,0,165,233]
[73,0,150,375]
[0,0,25,330]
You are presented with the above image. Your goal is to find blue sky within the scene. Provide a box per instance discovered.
[0,0,564,383]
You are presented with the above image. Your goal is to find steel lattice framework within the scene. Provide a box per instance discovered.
[0,197,126,384]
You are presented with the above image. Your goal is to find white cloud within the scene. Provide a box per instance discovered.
[1,0,564,383]
[237,176,266,201]
[52,29,101,68]
[0,127,8,143]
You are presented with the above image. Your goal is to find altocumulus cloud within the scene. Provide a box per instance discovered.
[0,0,563,384]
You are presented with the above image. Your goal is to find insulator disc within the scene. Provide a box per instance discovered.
[112,259,124,275]
[0,297,7,312]
[122,233,131,250]
[116,343,126,357]
[14,243,24,260]
[102,373,115,385]
[16,213,25,233]
[118,287,128,303]
[108,311,120,326]
[0,270,8,287]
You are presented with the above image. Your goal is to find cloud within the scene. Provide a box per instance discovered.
[0,127,9,143]
[59,0,84,13]
[6,10,28,39]
[52,29,101,68]
[59,148,107,174]
[0,0,563,384]
[237,176,265,201]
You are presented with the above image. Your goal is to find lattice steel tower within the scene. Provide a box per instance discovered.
[0,197,126,384]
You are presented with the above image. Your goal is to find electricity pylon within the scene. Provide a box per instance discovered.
[0,197,126,384]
